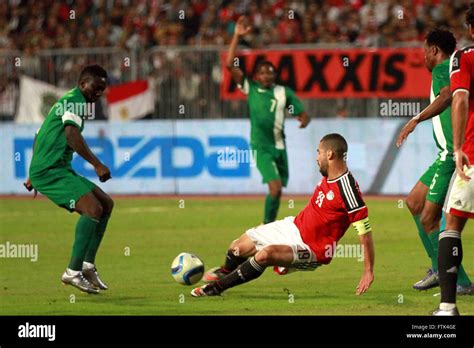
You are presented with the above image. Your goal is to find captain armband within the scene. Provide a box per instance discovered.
[352,217,372,235]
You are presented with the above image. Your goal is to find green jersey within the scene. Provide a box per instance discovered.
[239,77,304,149]
[30,87,87,176]
[430,59,453,161]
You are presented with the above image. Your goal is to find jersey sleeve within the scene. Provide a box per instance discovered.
[450,50,472,96]
[237,77,256,96]
[431,62,450,96]
[62,110,83,129]
[285,86,304,115]
[337,173,372,235]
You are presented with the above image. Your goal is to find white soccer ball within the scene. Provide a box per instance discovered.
[171,252,205,285]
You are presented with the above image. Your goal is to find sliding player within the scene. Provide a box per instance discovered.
[226,16,310,224]
[397,29,472,294]
[25,65,113,294]
[192,134,375,297]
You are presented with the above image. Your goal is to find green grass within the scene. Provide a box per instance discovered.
[0,196,473,315]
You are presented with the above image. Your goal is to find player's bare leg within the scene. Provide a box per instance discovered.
[264,180,282,224]
[61,192,104,294]
[202,234,257,282]
[193,244,294,297]
[81,186,114,290]
[433,213,467,315]
[406,181,439,290]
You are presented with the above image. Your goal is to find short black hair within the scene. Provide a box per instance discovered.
[320,133,348,160]
[255,60,276,73]
[467,2,474,26]
[426,28,456,56]
[79,64,107,83]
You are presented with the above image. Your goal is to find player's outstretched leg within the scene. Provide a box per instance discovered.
[192,245,293,297]
[82,186,114,290]
[61,192,103,294]
[202,234,256,283]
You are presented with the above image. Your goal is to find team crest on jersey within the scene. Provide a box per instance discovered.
[326,190,334,200]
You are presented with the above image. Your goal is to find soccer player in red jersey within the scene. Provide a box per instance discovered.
[433,4,474,316]
[191,134,375,297]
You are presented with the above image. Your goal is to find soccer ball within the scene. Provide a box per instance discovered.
[171,252,205,285]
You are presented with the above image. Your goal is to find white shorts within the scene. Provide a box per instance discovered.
[245,216,320,271]
[444,166,474,219]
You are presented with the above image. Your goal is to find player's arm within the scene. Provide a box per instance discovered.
[396,86,451,147]
[357,229,375,295]
[450,50,472,180]
[296,111,310,128]
[226,16,251,86]
[452,90,471,180]
[339,174,374,294]
[64,125,111,182]
[286,87,310,128]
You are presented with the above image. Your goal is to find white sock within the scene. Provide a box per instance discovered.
[67,268,81,276]
[83,261,95,270]
[440,302,456,311]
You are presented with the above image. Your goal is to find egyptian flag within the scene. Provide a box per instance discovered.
[106,80,154,120]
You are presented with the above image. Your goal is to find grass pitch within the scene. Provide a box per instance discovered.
[0,196,473,316]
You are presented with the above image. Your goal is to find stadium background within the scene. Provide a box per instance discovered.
[1,0,473,195]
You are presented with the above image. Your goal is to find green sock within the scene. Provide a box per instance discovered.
[439,213,471,286]
[68,215,99,271]
[264,194,280,224]
[413,215,433,259]
[84,215,110,264]
[427,229,440,272]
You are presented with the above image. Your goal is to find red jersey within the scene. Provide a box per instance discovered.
[450,46,474,161]
[294,171,369,264]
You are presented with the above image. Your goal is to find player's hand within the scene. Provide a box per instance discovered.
[234,16,252,37]
[297,113,310,128]
[23,178,37,198]
[95,163,111,182]
[454,149,471,181]
[356,271,374,295]
[396,118,418,148]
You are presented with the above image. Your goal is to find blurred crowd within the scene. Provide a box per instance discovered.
[1,0,473,51]
[0,0,472,120]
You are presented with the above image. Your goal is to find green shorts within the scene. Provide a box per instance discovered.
[419,157,455,205]
[30,167,96,212]
[253,146,289,187]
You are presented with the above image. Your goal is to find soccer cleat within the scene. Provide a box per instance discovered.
[82,266,108,290]
[413,269,439,291]
[202,267,229,283]
[457,284,474,296]
[190,284,221,297]
[432,307,460,316]
[61,269,99,294]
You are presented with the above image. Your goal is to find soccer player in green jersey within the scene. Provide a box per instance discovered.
[397,29,472,294]
[227,16,310,225]
[24,65,113,294]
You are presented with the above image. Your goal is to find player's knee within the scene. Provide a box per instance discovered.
[88,203,103,220]
[406,195,422,215]
[255,247,275,266]
[104,196,114,215]
[420,212,438,233]
[269,184,282,198]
